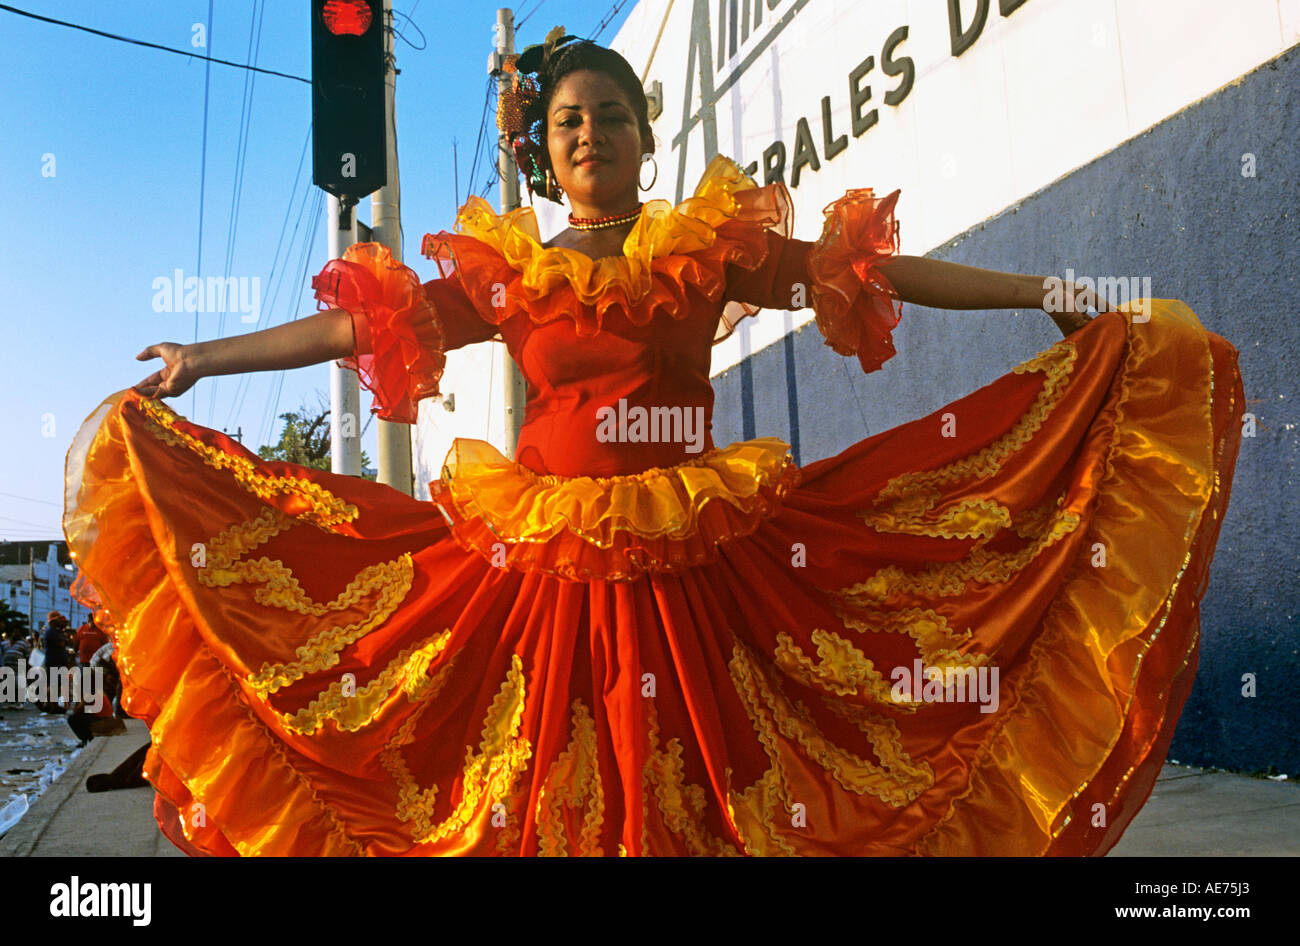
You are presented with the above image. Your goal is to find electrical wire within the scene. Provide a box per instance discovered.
[225,123,315,430]
[258,191,321,448]
[0,492,62,508]
[587,0,631,41]
[516,0,550,30]
[464,75,494,208]
[258,189,325,450]
[243,141,320,441]
[0,514,62,531]
[192,0,214,420]
[391,8,426,51]
[208,0,266,426]
[0,3,309,83]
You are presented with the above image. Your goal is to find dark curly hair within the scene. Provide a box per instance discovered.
[517,40,655,204]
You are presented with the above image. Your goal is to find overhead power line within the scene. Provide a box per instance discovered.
[0,514,62,531]
[0,491,62,508]
[208,0,267,426]
[192,0,215,419]
[516,0,550,30]
[391,9,427,51]
[0,3,309,83]
[588,0,632,42]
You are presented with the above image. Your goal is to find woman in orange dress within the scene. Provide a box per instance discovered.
[64,33,1243,856]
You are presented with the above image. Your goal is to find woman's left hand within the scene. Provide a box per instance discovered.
[1048,308,1095,337]
[1041,279,1109,338]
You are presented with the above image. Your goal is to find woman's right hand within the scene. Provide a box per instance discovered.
[134,342,202,398]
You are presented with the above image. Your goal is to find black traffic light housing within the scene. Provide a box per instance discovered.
[311,0,387,202]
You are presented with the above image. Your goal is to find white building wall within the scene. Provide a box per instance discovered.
[410,0,1299,481]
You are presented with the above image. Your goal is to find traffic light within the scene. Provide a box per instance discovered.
[311,0,386,201]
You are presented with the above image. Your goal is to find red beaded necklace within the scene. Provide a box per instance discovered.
[568,204,643,230]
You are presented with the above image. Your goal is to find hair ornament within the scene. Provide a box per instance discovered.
[496,26,582,201]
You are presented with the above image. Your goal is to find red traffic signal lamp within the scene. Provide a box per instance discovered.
[322,0,373,35]
[311,0,386,202]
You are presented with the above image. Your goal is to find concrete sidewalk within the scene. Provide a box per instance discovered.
[1108,765,1299,856]
[2,721,1296,855]
[0,720,183,857]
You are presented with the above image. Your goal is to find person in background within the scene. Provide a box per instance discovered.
[67,639,126,745]
[43,612,72,666]
[1,630,32,710]
[39,612,73,712]
[76,613,109,666]
[2,630,31,666]
[71,638,146,791]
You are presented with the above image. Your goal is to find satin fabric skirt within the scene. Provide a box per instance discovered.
[63,301,1243,856]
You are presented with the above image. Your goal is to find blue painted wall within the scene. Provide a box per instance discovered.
[711,45,1299,775]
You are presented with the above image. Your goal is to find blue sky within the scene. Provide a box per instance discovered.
[0,0,633,543]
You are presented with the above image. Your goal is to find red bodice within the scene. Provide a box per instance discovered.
[310,154,903,477]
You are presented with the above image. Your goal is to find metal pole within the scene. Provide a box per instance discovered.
[496,8,527,457]
[372,0,414,496]
[329,193,363,476]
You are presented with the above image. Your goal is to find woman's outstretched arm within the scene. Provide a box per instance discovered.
[133,307,355,399]
[876,255,1043,309]
[876,255,1100,336]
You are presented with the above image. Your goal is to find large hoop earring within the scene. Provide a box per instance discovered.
[638,153,658,191]
[546,167,563,203]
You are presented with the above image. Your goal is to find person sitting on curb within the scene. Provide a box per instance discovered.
[66,640,126,745]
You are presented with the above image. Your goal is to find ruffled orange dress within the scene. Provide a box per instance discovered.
[64,155,1243,856]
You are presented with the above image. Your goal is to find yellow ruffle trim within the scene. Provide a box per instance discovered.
[429,436,801,581]
[64,393,364,856]
[916,300,1236,855]
[449,154,751,303]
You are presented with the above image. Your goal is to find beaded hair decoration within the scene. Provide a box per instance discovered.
[497,25,581,204]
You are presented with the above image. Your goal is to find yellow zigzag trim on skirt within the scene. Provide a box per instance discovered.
[641,700,739,856]
[860,342,1077,539]
[535,699,605,856]
[725,641,934,854]
[384,653,533,846]
[140,398,358,530]
[278,630,453,735]
[836,505,1082,602]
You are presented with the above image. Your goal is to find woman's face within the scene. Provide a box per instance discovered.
[546,69,646,214]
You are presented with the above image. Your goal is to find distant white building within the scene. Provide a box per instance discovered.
[0,542,91,634]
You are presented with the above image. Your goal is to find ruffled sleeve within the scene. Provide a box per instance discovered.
[311,242,497,424]
[804,188,903,373]
[723,185,902,372]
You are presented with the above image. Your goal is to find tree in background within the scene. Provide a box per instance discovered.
[258,394,374,479]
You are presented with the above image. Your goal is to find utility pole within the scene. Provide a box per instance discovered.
[494,7,527,457]
[312,0,384,477]
[372,0,414,495]
[328,194,364,476]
